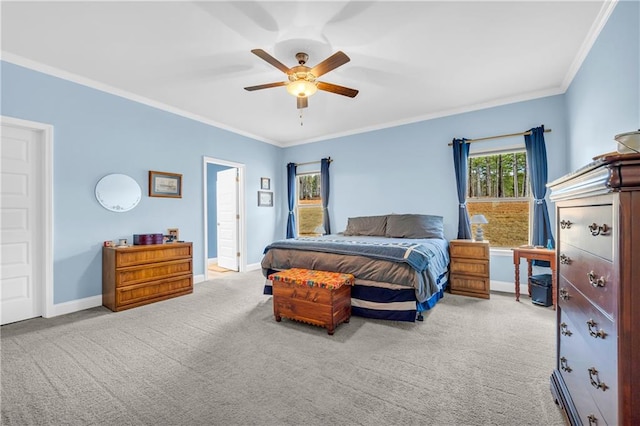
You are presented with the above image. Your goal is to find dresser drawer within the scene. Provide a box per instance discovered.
[116,276,193,307]
[558,310,600,424]
[115,244,193,267]
[558,279,616,359]
[116,259,193,287]
[558,205,613,261]
[558,291,618,425]
[272,281,333,305]
[558,244,616,316]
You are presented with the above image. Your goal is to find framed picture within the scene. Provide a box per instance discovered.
[167,228,179,242]
[260,177,271,190]
[258,191,273,207]
[149,171,182,198]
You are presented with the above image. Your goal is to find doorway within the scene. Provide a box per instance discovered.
[1,116,54,325]
[203,156,246,281]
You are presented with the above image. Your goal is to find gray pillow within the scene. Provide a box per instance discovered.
[385,214,445,239]
[343,215,388,236]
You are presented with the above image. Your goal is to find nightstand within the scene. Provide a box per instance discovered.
[448,239,490,299]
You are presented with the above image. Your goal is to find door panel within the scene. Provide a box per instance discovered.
[1,124,42,324]
[216,168,238,271]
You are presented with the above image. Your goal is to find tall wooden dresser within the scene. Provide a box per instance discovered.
[548,152,640,425]
[103,242,193,311]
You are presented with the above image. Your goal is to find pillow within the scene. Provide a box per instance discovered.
[385,214,445,239]
[343,215,388,236]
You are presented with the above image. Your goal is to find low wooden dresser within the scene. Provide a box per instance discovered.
[449,239,490,299]
[269,268,354,335]
[548,152,640,425]
[103,242,193,311]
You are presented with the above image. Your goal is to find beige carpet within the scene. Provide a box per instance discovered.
[1,270,563,425]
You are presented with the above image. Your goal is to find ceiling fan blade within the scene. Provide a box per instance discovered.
[310,51,350,78]
[297,96,308,109]
[244,81,286,91]
[317,81,359,98]
[251,49,290,73]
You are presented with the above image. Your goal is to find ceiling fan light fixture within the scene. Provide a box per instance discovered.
[286,78,317,98]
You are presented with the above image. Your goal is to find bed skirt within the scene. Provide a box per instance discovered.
[263,271,448,323]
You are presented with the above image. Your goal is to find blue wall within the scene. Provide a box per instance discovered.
[1,0,637,306]
[206,163,231,258]
[1,61,281,304]
[565,0,640,169]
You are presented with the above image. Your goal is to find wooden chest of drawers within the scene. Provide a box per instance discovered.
[449,239,490,299]
[548,153,640,425]
[269,269,353,335]
[102,242,193,311]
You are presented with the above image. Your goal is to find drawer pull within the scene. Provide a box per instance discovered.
[587,414,598,426]
[588,222,610,236]
[560,356,572,373]
[559,288,570,300]
[586,319,607,339]
[587,271,606,288]
[559,253,572,264]
[560,219,572,229]
[560,322,572,336]
[312,293,319,302]
[588,367,608,391]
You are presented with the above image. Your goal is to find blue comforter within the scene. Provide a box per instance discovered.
[264,236,446,273]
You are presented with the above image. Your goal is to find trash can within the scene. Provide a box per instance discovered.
[530,274,552,307]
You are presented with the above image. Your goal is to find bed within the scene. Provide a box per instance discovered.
[261,214,450,322]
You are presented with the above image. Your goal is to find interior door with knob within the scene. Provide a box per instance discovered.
[216,168,239,271]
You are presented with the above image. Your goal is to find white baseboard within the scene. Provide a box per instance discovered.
[245,262,261,271]
[193,274,205,284]
[47,295,102,318]
[491,280,529,295]
[207,258,217,266]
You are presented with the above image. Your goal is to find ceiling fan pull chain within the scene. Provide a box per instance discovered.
[299,109,304,126]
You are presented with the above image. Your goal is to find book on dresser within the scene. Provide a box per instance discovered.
[102,242,193,311]
[548,152,640,426]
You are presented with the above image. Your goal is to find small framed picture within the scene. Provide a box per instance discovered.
[260,177,270,190]
[167,228,179,242]
[258,191,273,207]
[149,171,182,198]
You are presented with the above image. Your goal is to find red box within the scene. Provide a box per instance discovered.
[133,234,164,245]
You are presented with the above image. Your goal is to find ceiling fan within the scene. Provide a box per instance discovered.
[244,49,359,109]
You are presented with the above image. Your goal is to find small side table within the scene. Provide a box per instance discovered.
[512,247,556,309]
[449,239,490,299]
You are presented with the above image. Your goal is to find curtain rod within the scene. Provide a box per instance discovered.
[294,157,332,167]
[448,128,552,146]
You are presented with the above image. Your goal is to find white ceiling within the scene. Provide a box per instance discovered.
[1,1,612,147]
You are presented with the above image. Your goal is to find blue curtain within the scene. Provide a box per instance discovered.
[286,162,297,238]
[320,158,331,235]
[452,138,472,239]
[524,126,554,265]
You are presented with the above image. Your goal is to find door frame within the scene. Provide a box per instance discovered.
[1,116,54,319]
[202,156,246,280]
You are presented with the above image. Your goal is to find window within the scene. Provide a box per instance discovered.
[296,172,324,236]
[467,150,530,248]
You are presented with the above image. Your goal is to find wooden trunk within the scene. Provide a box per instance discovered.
[272,280,351,335]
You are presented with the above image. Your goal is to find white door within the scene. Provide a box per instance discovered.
[1,124,43,324]
[216,168,239,271]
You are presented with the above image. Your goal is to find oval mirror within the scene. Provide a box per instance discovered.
[95,174,141,212]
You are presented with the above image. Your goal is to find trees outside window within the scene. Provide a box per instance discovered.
[467,151,530,248]
[296,173,324,236]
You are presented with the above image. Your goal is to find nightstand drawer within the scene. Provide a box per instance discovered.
[449,241,489,259]
[450,275,490,298]
[449,258,489,277]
